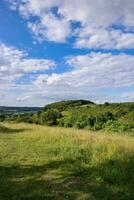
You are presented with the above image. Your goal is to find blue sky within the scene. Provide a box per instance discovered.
[0,0,134,106]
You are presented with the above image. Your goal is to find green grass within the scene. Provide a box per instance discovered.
[0,123,134,200]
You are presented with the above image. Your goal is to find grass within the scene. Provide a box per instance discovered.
[0,123,134,200]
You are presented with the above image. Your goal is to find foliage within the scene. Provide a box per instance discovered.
[1,100,134,134]
[44,99,94,111]
[0,114,6,122]
[40,109,62,126]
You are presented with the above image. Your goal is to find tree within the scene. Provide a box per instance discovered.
[41,109,62,126]
[0,114,5,122]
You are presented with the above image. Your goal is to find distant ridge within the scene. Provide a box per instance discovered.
[0,106,42,114]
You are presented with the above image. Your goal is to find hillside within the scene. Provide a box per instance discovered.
[0,123,134,199]
[2,100,133,134]
[44,99,95,111]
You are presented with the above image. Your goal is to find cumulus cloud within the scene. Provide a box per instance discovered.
[7,0,134,49]
[34,52,134,89]
[34,73,62,86]
[75,27,134,49]
[0,42,55,86]
[28,13,71,43]
[32,51,134,105]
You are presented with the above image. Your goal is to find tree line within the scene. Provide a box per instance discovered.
[0,100,134,134]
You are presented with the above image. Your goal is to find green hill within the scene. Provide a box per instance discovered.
[44,99,94,111]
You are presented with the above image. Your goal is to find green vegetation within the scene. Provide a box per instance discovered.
[0,123,134,200]
[2,100,134,134]
[44,100,94,111]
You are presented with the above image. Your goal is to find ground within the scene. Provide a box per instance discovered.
[0,123,134,200]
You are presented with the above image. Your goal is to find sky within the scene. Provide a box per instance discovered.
[0,0,134,106]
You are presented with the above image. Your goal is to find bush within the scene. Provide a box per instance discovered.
[104,120,134,133]
[0,114,6,122]
[86,116,95,127]
[74,121,85,129]
[63,116,76,128]
[41,109,62,126]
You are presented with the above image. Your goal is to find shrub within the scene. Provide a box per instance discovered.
[104,120,134,133]
[0,114,6,122]
[63,116,76,128]
[41,109,62,126]
[74,121,85,129]
[86,116,95,127]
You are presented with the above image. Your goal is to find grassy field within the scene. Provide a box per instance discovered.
[0,123,134,200]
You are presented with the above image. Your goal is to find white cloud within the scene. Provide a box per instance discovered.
[16,95,30,102]
[0,42,55,86]
[34,52,134,89]
[75,27,134,49]
[34,73,62,86]
[19,58,55,72]
[28,13,71,43]
[7,0,134,49]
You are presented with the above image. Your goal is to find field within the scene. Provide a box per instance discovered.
[0,123,134,200]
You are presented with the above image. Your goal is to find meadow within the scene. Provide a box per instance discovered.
[0,123,134,200]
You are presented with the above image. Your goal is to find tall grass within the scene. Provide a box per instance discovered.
[0,123,134,200]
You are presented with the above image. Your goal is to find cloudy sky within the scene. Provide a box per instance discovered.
[0,0,134,106]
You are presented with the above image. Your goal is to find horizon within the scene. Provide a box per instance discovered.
[0,99,134,108]
[0,0,134,106]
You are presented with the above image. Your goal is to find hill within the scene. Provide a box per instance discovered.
[44,99,94,111]
[0,123,134,199]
